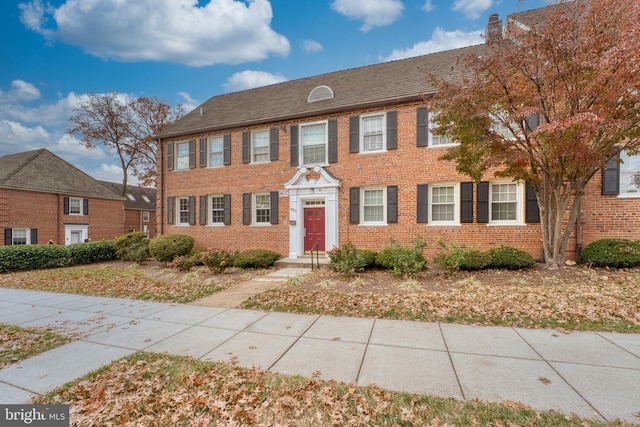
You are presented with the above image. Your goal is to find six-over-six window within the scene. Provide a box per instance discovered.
[301,122,327,166]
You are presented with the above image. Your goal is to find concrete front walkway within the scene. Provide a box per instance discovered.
[0,286,639,424]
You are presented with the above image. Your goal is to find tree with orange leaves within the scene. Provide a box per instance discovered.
[428,0,640,268]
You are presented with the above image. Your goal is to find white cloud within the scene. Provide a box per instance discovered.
[382,27,483,61]
[422,0,435,12]
[452,0,493,19]
[331,0,404,32]
[222,70,288,92]
[176,91,199,113]
[0,120,50,155]
[0,90,82,126]
[301,39,323,53]
[19,0,290,67]
[0,80,41,104]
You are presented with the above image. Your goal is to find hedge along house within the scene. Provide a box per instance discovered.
[156,5,640,262]
[0,149,126,246]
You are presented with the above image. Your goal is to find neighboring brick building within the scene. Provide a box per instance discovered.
[99,181,157,238]
[156,5,640,262]
[0,149,126,245]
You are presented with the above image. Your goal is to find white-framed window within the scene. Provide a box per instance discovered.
[143,211,150,222]
[69,198,82,215]
[177,196,190,225]
[254,193,271,225]
[619,151,640,196]
[490,181,520,223]
[252,130,270,163]
[12,228,29,245]
[428,113,455,147]
[361,113,385,153]
[175,141,190,170]
[209,195,225,224]
[361,187,386,225]
[430,184,458,225]
[301,121,327,166]
[208,136,224,167]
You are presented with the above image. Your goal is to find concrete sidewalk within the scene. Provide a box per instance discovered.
[0,286,639,424]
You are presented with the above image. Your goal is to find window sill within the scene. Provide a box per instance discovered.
[486,222,526,227]
[359,149,387,155]
[206,223,226,227]
[617,193,640,199]
[250,223,272,227]
[428,223,461,227]
[359,223,388,227]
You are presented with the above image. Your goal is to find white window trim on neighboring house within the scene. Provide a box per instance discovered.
[12,228,29,245]
[489,180,522,225]
[175,141,191,170]
[619,150,640,197]
[68,197,82,215]
[208,136,224,167]
[209,194,225,225]
[142,211,150,222]
[251,130,270,164]
[176,196,190,225]
[360,113,386,153]
[253,193,271,225]
[361,187,386,226]
[429,183,459,225]
[300,120,328,167]
[428,112,456,147]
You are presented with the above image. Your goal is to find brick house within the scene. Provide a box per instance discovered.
[98,181,157,238]
[156,6,640,261]
[1,149,126,245]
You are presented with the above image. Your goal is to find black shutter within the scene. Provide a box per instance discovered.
[525,182,540,223]
[242,131,250,163]
[83,199,89,215]
[476,182,489,223]
[199,138,207,167]
[30,228,38,244]
[602,153,620,195]
[328,119,338,163]
[242,193,251,225]
[63,197,70,214]
[188,140,196,169]
[270,191,279,224]
[387,185,398,224]
[387,111,398,150]
[4,228,12,246]
[349,116,359,153]
[349,187,360,224]
[461,182,474,223]
[223,194,231,225]
[417,107,428,147]
[167,197,174,225]
[188,196,196,225]
[270,127,279,161]
[167,143,174,171]
[417,184,429,223]
[290,125,299,167]
[223,134,231,165]
[199,195,207,225]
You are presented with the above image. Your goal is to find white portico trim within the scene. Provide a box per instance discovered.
[284,166,340,259]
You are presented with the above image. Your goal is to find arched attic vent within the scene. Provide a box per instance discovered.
[307,85,334,103]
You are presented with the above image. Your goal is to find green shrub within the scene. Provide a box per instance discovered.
[0,244,71,273]
[460,248,492,270]
[433,241,490,277]
[580,238,640,268]
[69,240,117,265]
[486,246,536,270]
[114,232,150,262]
[376,237,427,278]
[149,234,195,263]
[328,243,376,277]
[233,249,281,269]
[201,248,236,273]
[168,254,196,272]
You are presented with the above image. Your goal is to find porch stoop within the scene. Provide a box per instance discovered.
[275,254,330,270]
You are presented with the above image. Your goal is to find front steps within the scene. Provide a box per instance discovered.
[275,254,329,270]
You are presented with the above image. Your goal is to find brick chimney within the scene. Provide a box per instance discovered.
[485,13,503,45]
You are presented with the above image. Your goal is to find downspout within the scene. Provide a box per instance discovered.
[575,199,583,263]
[158,138,164,236]
[57,193,61,244]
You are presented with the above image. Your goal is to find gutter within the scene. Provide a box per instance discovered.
[158,138,164,236]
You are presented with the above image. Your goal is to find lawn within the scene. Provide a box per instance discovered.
[0,324,70,368]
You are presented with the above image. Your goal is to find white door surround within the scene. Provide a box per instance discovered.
[64,224,89,245]
[284,166,340,259]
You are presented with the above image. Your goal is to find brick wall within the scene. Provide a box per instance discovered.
[123,208,156,238]
[1,188,124,245]
[158,101,640,261]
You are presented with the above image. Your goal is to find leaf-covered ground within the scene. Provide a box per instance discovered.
[0,324,70,368]
[37,352,625,427]
[242,265,640,333]
[0,261,262,303]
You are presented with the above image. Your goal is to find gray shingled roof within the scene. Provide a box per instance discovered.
[98,180,156,210]
[0,149,125,200]
[160,44,487,139]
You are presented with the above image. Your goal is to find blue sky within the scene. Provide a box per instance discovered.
[0,0,547,185]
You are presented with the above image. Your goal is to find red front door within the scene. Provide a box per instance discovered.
[304,207,325,252]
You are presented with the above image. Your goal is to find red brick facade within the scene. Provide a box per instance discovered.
[157,101,640,261]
